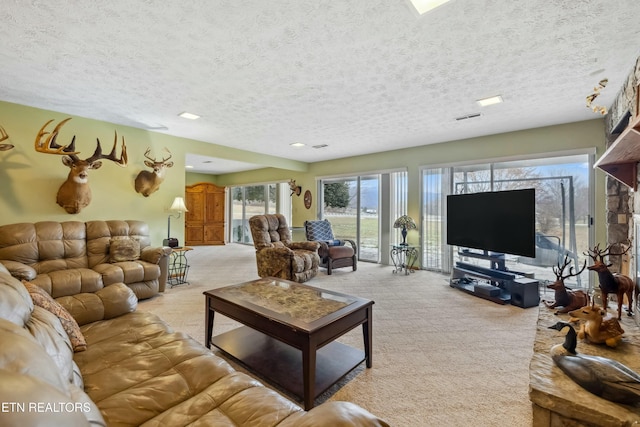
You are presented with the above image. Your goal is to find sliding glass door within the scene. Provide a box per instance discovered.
[229,182,289,244]
[421,153,593,289]
[320,176,380,262]
[319,170,407,264]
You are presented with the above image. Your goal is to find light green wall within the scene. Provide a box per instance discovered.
[216,119,608,244]
[1,99,608,248]
[0,100,306,244]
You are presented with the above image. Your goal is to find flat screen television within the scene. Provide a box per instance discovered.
[446,189,536,258]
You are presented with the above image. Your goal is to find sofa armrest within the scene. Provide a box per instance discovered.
[288,241,320,252]
[0,260,37,281]
[56,283,137,326]
[140,246,172,264]
[140,246,171,292]
[280,402,389,427]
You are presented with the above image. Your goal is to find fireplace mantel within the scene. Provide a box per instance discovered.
[595,113,640,190]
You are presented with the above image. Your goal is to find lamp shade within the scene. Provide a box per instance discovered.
[169,197,188,213]
[393,215,416,230]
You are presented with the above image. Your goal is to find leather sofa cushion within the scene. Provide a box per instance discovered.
[56,283,137,327]
[30,268,103,298]
[0,272,33,327]
[94,261,159,285]
[74,311,305,426]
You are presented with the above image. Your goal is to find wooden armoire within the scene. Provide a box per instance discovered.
[185,183,226,245]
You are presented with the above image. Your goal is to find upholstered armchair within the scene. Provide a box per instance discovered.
[304,219,357,275]
[249,214,320,283]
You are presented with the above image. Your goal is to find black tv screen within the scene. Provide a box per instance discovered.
[446,189,536,258]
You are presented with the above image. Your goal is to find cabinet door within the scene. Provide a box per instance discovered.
[185,183,225,245]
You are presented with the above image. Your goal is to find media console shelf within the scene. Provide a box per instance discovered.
[450,249,539,308]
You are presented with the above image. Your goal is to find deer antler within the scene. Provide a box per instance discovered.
[34,118,81,155]
[0,125,13,151]
[0,125,9,143]
[553,254,586,281]
[143,147,172,163]
[85,131,128,167]
[585,241,631,262]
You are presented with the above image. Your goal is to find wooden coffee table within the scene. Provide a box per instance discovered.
[204,277,374,410]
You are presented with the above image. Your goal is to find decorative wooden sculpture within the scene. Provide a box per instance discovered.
[548,321,640,405]
[544,255,589,315]
[568,301,625,348]
[134,148,173,197]
[584,242,635,319]
[35,118,128,214]
[0,125,13,151]
[288,179,301,196]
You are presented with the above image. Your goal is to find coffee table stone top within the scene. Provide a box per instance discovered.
[214,277,357,323]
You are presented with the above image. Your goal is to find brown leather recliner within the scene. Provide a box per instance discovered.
[249,214,320,283]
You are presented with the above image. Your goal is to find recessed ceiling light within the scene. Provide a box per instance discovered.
[408,0,452,15]
[476,95,503,107]
[290,142,305,148]
[185,165,194,169]
[178,112,201,120]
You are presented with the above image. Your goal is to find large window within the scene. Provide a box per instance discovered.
[420,153,593,290]
[229,182,290,244]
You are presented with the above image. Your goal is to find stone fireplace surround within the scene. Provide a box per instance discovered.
[528,56,640,426]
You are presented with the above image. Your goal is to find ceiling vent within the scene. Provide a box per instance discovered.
[455,113,482,121]
[312,144,329,149]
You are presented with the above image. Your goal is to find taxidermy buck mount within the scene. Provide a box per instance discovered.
[134,147,173,197]
[0,125,14,151]
[584,242,636,320]
[35,118,128,214]
[288,179,301,196]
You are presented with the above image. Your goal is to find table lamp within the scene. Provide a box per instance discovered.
[393,215,416,246]
[164,196,188,248]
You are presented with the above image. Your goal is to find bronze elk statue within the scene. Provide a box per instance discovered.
[0,125,13,151]
[134,148,173,197]
[584,242,635,320]
[544,255,589,315]
[35,118,128,214]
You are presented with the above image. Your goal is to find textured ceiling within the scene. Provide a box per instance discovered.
[1,1,640,174]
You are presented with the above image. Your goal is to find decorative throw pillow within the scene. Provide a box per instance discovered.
[109,237,140,263]
[22,281,87,352]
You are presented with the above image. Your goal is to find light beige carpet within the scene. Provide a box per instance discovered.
[139,244,539,426]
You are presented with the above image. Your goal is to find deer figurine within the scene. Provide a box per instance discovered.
[569,300,625,348]
[584,242,635,320]
[35,118,128,214]
[0,125,13,151]
[544,255,589,315]
[134,148,174,197]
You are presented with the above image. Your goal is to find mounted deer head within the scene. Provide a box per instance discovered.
[134,147,173,197]
[289,179,301,196]
[0,125,14,151]
[35,118,128,214]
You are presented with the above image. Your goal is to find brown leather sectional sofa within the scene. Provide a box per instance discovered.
[0,220,170,300]
[0,265,389,426]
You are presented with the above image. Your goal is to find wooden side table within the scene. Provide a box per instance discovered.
[168,246,193,287]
